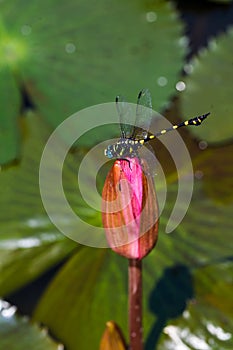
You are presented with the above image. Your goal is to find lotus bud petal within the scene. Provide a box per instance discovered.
[102,158,159,259]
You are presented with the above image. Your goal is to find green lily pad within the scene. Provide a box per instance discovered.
[0,300,62,349]
[0,0,185,163]
[33,248,128,350]
[195,143,233,204]
[157,263,233,350]
[0,113,77,296]
[180,28,233,144]
[0,67,21,164]
[0,232,76,296]
[1,114,232,348]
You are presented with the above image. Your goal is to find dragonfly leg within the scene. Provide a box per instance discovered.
[120,158,132,170]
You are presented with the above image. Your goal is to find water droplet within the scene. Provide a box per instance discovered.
[229,27,233,36]
[175,81,186,92]
[178,36,189,48]
[183,310,190,319]
[65,42,76,54]
[131,332,137,338]
[146,12,157,23]
[195,170,204,180]
[41,327,49,336]
[199,140,208,150]
[2,305,17,318]
[0,300,10,311]
[209,39,217,51]
[184,63,193,74]
[21,25,32,36]
[157,76,167,87]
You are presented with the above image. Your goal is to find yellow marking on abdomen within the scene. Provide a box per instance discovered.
[160,129,167,134]
[184,120,189,126]
[139,140,144,144]
[173,125,178,129]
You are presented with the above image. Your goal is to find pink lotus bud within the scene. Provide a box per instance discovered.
[102,158,159,259]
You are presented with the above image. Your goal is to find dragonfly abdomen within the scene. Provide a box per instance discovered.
[143,112,210,142]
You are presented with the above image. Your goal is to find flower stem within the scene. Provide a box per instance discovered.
[128,258,143,350]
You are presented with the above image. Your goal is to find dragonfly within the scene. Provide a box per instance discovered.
[104,88,210,161]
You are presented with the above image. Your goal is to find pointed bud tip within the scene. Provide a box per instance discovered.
[99,321,127,350]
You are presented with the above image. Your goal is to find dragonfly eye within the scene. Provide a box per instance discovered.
[104,145,114,159]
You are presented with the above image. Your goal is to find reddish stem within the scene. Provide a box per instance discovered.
[128,259,143,350]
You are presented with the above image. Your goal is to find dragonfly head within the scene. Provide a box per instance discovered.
[104,144,115,159]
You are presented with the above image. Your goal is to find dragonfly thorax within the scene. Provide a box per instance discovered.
[104,138,144,159]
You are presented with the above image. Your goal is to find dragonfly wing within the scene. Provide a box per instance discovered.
[116,94,134,138]
[138,143,157,176]
[132,88,153,140]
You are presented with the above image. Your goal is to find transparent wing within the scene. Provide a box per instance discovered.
[132,88,153,140]
[116,94,134,138]
[138,143,157,176]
